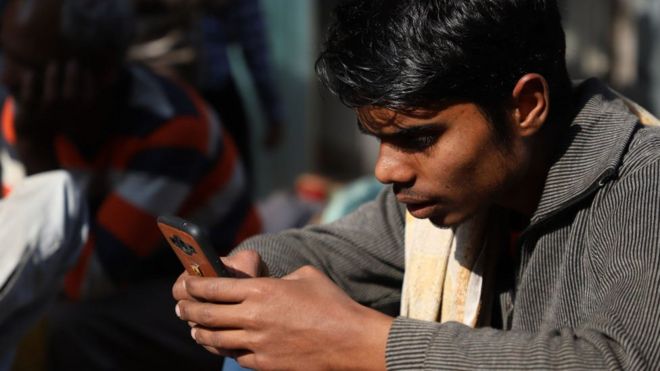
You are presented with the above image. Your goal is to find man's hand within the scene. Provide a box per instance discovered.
[13,60,94,132]
[172,253,393,371]
[11,60,95,175]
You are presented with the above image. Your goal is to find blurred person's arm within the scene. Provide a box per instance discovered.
[4,60,98,176]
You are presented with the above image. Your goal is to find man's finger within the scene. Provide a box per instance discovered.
[183,275,266,303]
[222,250,264,278]
[176,299,254,329]
[177,300,230,327]
[234,351,260,370]
[282,264,323,281]
[172,271,193,301]
[191,327,250,352]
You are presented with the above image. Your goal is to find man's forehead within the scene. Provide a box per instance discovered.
[356,106,442,131]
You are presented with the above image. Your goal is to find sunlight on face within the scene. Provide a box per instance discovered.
[358,103,525,227]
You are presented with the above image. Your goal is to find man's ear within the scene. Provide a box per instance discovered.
[511,73,550,137]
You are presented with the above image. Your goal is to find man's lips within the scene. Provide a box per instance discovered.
[396,196,439,219]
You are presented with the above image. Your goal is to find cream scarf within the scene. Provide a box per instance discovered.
[400,211,492,326]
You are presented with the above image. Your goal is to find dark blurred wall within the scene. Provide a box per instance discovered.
[559,0,660,115]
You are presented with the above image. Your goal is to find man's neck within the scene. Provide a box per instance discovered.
[500,85,577,218]
[503,119,570,218]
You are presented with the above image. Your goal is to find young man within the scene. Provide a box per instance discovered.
[173,0,660,369]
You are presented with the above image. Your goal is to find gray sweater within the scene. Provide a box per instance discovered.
[237,79,660,370]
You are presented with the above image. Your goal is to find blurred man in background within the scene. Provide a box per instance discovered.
[130,0,284,183]
[0,0,259,369]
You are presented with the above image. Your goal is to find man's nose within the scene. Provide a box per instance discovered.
[374,143,415,186]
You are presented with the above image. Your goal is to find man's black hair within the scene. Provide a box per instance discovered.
[316,0,573,140]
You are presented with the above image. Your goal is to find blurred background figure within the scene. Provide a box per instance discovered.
[129,0,285,186]
[0,170,87,371]
[0,0,259,369]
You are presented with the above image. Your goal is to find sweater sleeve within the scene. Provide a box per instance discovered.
[387,157,660,370]
[387,319,616,370]
[234,187,405,312]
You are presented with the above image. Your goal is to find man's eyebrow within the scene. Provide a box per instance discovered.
[356,119,441,138]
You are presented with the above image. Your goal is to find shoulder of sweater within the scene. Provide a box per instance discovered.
[617,124,660,179]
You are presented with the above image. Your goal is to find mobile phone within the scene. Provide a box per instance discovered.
[157,215,232,277]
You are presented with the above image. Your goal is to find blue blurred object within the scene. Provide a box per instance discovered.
[320,176,384,223]
[222,357,252,371]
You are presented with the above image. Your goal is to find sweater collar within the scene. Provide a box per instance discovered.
[530,78,639,225]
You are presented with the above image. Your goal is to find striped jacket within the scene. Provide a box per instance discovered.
[0,66,261,299]
[236,79,660,370]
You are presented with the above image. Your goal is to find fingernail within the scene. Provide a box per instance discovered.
[175,304,181,318]
[191,327,197,341]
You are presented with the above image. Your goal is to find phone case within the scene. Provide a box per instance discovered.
[157,215,232,277]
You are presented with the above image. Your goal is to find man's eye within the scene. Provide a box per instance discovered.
[393,135,438,151]
[412,135,437,148]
